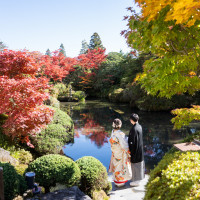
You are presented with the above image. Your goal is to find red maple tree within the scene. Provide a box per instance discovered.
[0,50,54,146]
[39,51,78,82]
[77,48,107,89]
[78,48,106,70]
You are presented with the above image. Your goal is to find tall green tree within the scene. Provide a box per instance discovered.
[89,32,104,50]
[59,43,66,56]
[45,48,51,56]
[124,2,200,128]
[80,40,89,54]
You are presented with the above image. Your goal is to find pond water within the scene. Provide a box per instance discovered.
[61,100,200,173]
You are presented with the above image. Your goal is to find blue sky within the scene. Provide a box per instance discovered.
[0,0,137,57]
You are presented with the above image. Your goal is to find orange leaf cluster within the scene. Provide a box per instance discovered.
[135,0,200,26]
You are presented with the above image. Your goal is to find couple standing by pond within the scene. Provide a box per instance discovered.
[109,113,145,187]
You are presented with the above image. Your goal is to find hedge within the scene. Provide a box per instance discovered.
[144,149,200,200]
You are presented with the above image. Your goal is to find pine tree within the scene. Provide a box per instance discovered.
[0,41,6,51]
[80,40,89,54]
[59,43,66,56]
[45,48,51,56]
[89,32,104,50]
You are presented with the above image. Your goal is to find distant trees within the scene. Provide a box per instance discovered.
[59,43,66,56]
[0,41,6,51]
[80,40,89,55]
[45,48,51,56]
[89,32,104,50]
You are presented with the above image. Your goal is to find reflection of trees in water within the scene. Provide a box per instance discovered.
[61,101,200,170]
[74,113,109,147]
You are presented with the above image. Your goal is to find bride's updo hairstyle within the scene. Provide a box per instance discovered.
[112,118,122,130]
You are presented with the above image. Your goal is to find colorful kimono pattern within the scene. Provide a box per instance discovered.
[109,130,132,184]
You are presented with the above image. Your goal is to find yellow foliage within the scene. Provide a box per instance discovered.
[135,0,200,26]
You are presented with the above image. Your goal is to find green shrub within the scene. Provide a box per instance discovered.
[54,83,68,98]
[50,106,73,130]
[14,164,28,176]
[45,96,60,109]
[183,131,200,142]
[31,107,74,155]
[34,124,69,155]
[0,125,19,152]
[0,162,27,200]
[27,154,81,193]
[108,88,124,103]
[11,149,32,165]
[144,151,200,200]
[73,91,86,102]
[76,156,112,197]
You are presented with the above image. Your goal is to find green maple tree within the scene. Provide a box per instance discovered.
[124,2,200,128]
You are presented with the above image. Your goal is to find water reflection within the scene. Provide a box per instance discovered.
[61,100,200,172]
[74,113,109,147]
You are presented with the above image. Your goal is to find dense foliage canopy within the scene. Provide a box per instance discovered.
[0,50,55,146]
[123,1,200,128]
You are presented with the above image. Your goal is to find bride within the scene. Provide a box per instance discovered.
[109,118,132,187]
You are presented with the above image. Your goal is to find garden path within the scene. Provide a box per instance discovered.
[108,173,149,200]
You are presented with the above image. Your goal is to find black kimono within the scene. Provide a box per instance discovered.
[128,122,144,163]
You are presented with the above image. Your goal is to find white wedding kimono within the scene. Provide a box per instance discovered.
[109,130,132,184]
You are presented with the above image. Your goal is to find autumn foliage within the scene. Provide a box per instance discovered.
[40,51,77,81]
[124,1,200,128]
[135,0,200,26]
[77,48,107,90]
[0,50,54,146]
[78,48,106,69]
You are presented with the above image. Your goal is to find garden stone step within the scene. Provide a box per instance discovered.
[27,186,91,200]
[108,173,149,200]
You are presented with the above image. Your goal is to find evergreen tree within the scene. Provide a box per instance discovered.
[89,32,104,50]
[0,41,6,51]
[59,43,66,56]
[45,48,51,56]
[80,40,89,54]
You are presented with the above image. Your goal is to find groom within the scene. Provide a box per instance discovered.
[128,113,145,187]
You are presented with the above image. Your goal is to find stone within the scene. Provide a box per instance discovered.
[27,186,92,200]
[93,190,109,200]
[0,148,18,165]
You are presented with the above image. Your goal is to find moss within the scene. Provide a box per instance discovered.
[76,156,112,197]
[27,154,81,193]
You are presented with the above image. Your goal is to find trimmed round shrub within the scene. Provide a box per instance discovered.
[50,107,73,130]
[34,124,68,155]
[144,150,200,200]
[76,156,112,197]
[0,162,27,200]
[27,154,81,193]
[31,107,74,155]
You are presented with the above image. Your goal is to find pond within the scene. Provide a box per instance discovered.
[61,100,200,173]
